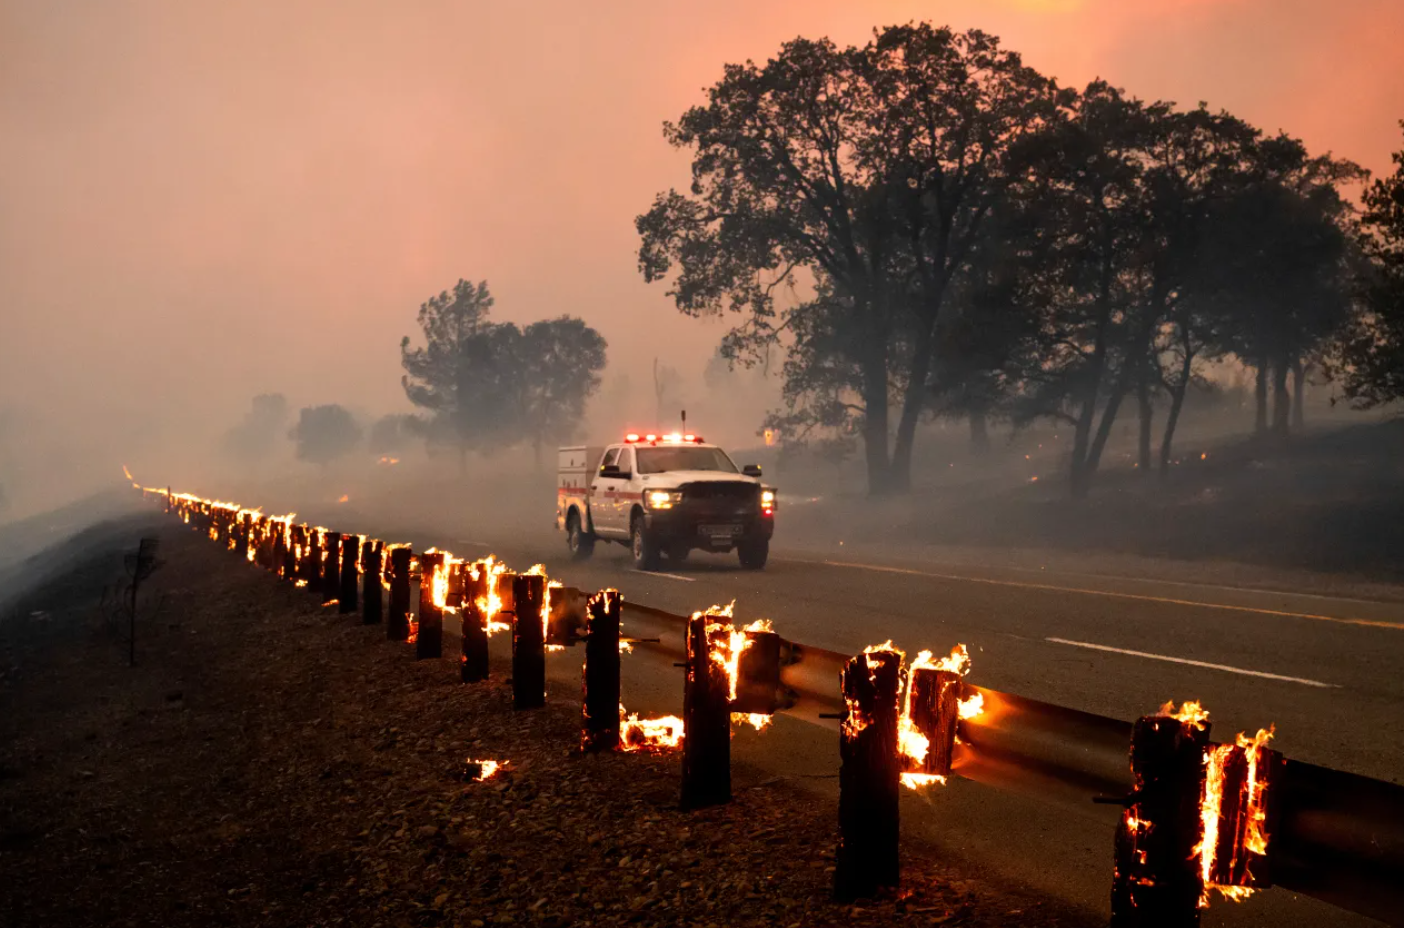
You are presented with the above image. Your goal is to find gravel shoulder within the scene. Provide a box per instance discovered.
[0,516,1093,928]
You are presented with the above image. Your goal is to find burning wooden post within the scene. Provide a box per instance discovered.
[904,664,961,781]
[834,646,903,902]
[681,612,731,810]
[322,532,341,606]
[581,590,622,752]
[338,536,358,613]
[732,626,782,716]
[511,573,546,709]
[1110,703,1212,928]
[236,512,252,560]
[460,563,490,683]
[361,539,382,624]
[1200,730,1282,893]
[417,551,445,660]
[387,545,412,641]
[305,527,324,593]
[284,524,302,580]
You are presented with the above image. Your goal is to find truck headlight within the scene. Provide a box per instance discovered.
[646,490,681,510]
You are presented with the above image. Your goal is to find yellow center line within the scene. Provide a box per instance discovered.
[819,560,1404,630]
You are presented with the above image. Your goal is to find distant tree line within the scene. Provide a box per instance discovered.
[638,23,1404,497]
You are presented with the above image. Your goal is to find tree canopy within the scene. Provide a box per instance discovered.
[640,21,1379,498]
[400,279,607,465]
[288,404,361,467]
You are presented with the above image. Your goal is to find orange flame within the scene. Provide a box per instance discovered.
[1158,700,1211,731]
[465,759,503,781]
[619,705,684,751]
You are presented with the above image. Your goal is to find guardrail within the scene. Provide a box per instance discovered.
[129,479,1404,927]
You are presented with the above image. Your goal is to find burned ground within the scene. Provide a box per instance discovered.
[0,516,1093,927]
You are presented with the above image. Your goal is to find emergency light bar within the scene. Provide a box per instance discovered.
[623,432,704,444]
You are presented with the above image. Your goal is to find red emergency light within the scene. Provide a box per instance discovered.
[623,432,705,444]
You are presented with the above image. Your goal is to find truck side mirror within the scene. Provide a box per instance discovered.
[599,464,623,479]
[742,464,763,478]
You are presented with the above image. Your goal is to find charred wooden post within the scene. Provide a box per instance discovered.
[834,648,903,902]
[460,564,490,683]
[304,528,324,592]
[511,574,546,709]
[732,629,783,715]
[581,590,622,752]
[361,540,383,624]
[235,512,252,560]
[416,552,445,660]
[906,667,962,778]
[387,546,412,641]
[338,536,358,613]
[1110,713,1212,928]
[284,524,301,579]
[322,532,341,606]
[681,614,731,810]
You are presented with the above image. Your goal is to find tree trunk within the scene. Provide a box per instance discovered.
[1159,351,1194,481]
[1291,359,1306,431]
[889,312,940,494]
[969,409,990,456]
[1254,359,1269,435]
[1137,374,1153,474]
[861,341,893,497]
[1272,359,1291,437]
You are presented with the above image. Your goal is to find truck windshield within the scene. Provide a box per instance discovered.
[635,446,738,474]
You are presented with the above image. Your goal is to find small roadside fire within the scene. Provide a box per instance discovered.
[462,758,505,782]
[619,705,684,752]
[337,494,350,503]
[893,644,984,791]
[525,564,567,652]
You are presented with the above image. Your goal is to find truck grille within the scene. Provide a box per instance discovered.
[680,482,759,502]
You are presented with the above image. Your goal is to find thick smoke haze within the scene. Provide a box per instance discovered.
[2,0,1401,515]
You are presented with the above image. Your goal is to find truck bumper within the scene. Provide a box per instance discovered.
[643,509,774,551]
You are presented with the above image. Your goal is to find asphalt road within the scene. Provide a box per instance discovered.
[285,505,1404,927]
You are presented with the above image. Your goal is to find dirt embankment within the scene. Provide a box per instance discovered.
[0,516,1091,928]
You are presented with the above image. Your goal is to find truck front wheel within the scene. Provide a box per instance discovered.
[737,538,769,570]
[566,511,595,561]
[631,514,661,571]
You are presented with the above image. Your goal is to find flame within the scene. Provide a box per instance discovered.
[619,705,684,751]
[900,772,947,789]
[337,494,349,504]
[472,556,511,635]
[732,712,772,731]
[465,759,502,781]
[294,579,308,588]
[1158,700,1211,731]
[618,639,634,653]
[377,455,400,465]
[958,692,985,720]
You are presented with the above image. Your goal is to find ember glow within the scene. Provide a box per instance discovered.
[619,705,684,752]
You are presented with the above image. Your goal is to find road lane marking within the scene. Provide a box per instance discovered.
[1044,637,1340,688]
[820,560,1404,630]
[631,569,695,582]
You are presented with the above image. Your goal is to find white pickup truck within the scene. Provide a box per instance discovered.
[556,433,775,570]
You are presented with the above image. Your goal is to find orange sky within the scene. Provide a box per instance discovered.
[1,0,1401,488]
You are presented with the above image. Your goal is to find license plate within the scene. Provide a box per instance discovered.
[700,524,742,538]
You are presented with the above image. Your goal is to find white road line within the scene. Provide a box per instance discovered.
[818,559,1404,630]
[1044,637,1340,689]
[631,569,696,583]
[456,540,492,548]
